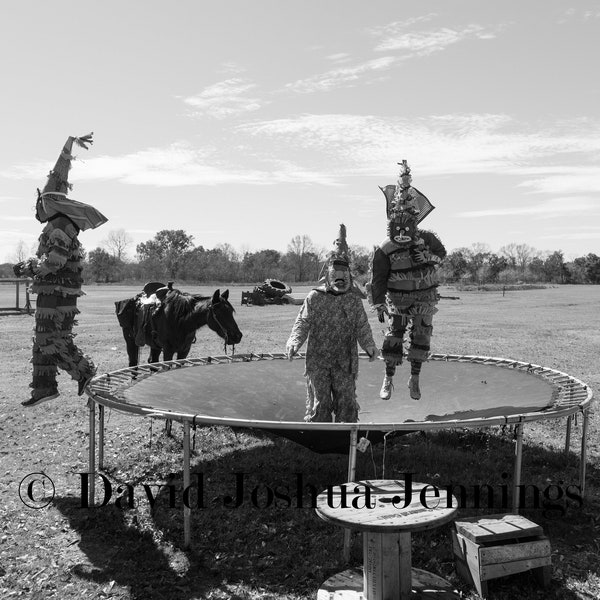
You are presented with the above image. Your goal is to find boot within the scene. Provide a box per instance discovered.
[408,374,421,400]
[22,390,59,408]
[379,375,393,400]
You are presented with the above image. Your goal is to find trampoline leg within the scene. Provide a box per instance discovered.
[565,415,572,455]
[99,405,105,471]
[512,423,524,513]
[88,400,96,508]
[343,428,359,563]
[183,421,191,549]
[580,410,589,499]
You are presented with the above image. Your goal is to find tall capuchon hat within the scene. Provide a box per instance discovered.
[380,160,435,223]
[327,223,350,268]
[36,133,108,231]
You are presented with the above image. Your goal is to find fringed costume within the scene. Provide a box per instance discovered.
[286,225,377,422]
[369,161,446,400]
[14,133,108,407]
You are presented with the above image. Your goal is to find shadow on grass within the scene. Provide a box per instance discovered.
[55,427,600,600]
[52,496,217,600]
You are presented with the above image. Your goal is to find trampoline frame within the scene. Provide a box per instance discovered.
[85,352,593,550]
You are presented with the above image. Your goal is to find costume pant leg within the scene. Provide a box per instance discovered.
[331,369,359,423]
[31,294,60,397]
[382,313,409,377]
[304,368,334,422]
[406,314,433,364]
[53,309,96,382]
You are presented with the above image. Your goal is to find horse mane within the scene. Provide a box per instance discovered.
[164,291,211,328]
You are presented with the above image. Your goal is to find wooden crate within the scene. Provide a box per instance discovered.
[452,514,551,598]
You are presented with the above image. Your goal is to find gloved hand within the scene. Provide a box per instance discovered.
[375,304,389,323]
[366,347,379,362]
[13,260,32,278]
[412,249,426,264]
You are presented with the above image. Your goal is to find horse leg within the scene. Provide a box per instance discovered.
[176,342,193,360]
[123,329,139,367]
[162,344,176,362]
[148,346,161,363]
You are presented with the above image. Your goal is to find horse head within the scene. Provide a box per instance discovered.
[207,289,243,346]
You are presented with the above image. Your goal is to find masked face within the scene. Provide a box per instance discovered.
[388,212,418,245]
[327,263,351,294]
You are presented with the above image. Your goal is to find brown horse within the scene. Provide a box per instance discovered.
[116,285,242,366]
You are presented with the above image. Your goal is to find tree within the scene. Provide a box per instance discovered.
[499,243,518,268]
[586,254,600,284]
[136,230,194,279]
[103,229,134,261]
[241,249,282,282]
[87,248,122,283]
[285,235,320,282]
[487,254,510,282]
[514,244,537,274]
[528,256,546,282]
[573,253,600,284]
[500,243,538,275]
[443,248,471,282]
[543,251,569,283]
[9,240,29,264]
[349,244,371,282]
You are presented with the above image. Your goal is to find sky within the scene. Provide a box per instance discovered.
[1,0,599,263]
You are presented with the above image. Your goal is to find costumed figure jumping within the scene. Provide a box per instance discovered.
[369,161,446,401]
[13,133,108,407]
[286,224,378,422]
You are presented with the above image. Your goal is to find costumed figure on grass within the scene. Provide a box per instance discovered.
[369,160,446,401]
[13,133,108,407]
[286,224,378,423]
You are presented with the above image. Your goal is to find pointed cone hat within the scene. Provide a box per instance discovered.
[37,133,108,231]
[318,223,351,283]
[328,223,350,267]
[380,160,435,223]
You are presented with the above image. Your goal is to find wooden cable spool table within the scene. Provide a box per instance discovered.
[315,479,460,600]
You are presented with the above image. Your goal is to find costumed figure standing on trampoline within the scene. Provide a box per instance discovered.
[13,133,108,407]
[369,160,446,401]
[286,224,378,423]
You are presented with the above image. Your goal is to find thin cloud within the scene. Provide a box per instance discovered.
[286,56,397,94]
[287,20,498,94]
[374,24,496,55]
[558,7,600,23]
[458,197,598,218]
[518,168,600,194]
[540,230,600,241]
[326,52,352,63]
[180,78,265,119]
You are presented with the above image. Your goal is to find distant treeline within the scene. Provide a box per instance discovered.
[2,229,599,285]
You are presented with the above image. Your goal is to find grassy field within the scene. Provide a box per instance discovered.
[1,283,599,599]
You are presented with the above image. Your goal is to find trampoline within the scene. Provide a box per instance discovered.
[86,352,593,548]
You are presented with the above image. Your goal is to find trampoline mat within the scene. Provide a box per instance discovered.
[121,357,558,425]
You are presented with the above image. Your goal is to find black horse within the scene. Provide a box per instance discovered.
[115,283,242,366]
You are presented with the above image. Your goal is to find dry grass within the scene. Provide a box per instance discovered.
[1,283,599,599]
